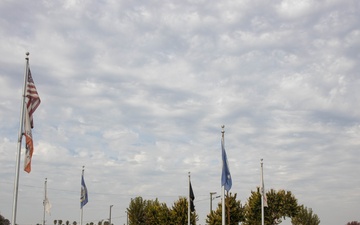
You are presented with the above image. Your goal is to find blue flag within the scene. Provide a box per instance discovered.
[221,138,232,191]
[80,174,88,208]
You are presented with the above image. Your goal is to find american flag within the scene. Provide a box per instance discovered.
[26,68,41,128]
[24,68,40,173]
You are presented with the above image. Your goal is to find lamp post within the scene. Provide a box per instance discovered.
[109,205,113,225]
[210,192,217,213]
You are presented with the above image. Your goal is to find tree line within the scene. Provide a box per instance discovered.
[125,188,320,225]
[2,189,360,225]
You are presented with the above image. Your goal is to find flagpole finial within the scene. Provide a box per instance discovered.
[221,125,225,133]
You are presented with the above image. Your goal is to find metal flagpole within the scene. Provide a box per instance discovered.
[261,159,264,225]
[222,186,225,225]
[43,178,47,225]
[80,166,85,225]
[221,126,225,225]
[11,52,30,225]
[188,172,191,225]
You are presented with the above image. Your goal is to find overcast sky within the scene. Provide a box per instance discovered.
[1,0,360,225]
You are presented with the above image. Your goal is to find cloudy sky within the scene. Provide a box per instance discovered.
[1,0,360,225]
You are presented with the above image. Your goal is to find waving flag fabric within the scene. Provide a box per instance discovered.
[80,174,88,208]
[26,69,41,128]
[221,138,232,191]
[23,68,40,173]
[189,181,195,212]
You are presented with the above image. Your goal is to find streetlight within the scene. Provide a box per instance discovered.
[210,192,216,213]
[109,205,113,225]
[210,192,221,213]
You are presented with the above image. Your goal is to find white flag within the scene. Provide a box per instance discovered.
[44,197,51,215]
[261,159,268,207]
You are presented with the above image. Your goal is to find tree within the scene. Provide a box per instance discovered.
[144,199,171,224]
[206,192,245,225]
[291,205,320,225]
[58,220,63,225]
[0,214,10,225]
[170,197,198,225]
[244,189,298,225]
[127,196,198,225]
[346,222,360,225]
[127,197,147,225]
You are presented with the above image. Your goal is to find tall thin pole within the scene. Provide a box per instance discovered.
[188,172,191,225]
[11,52,30,225]
[210,192,216,213]
[43,178,47,225]
[261,159,264,225]
[109,205,113,225]
[221,125,225,225]
[80,166,85,225]
[126,211,128,225]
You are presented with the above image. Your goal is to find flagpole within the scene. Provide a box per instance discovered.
[11,52,30,225]
[43,178,47,225]
[80,166,85,225]
[261,159,264,225]
[188,172,191,225]
[221,125,225,225]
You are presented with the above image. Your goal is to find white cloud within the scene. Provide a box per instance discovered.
[0,1,359,225]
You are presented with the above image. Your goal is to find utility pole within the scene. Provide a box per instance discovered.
[109,205,113,225]
[210,192,217,213]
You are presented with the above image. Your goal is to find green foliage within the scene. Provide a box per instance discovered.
[0,213,10,225]
[170,197,187,225]
[127,197,147,225]
[206,192,245,225]
[244,189,299,225]
[127,196,197,225]
[144,198,171,224]
[291,205,320,225]
[170,196,198,225]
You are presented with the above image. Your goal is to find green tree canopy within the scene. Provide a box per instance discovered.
[127,196,147,225]
[144,198,171,224]
[206,192,245,225]
[127,196,198,225]
[291,205,320,225]
[244,189,298,225]
[170,196,198,225]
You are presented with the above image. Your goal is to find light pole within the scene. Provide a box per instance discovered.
[210,192,216,213]
[109,205,113,225]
